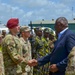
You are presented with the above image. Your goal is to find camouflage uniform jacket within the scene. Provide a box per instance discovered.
[20,37,33,75]
[65,46,75,75]
[2,34,27,75]
[34,36,44,58]
[42,37,50,55]
[49,39,56,53]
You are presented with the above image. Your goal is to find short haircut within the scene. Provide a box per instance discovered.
[55,17,68,27]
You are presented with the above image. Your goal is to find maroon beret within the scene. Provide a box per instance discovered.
[7,18,19,29]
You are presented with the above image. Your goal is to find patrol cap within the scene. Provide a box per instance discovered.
[34,27,42,32]
[49,30,55,36]
[6,18,19,29]
[2,30,6,32]
[43,28,50,33]
[20,26,30,32]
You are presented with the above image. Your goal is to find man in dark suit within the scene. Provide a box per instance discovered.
[30,17,75,75]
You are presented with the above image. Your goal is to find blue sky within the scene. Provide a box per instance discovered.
[0,0,75,26]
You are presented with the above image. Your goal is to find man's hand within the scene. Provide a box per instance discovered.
[49,64,58,73]
[27,59,38,67]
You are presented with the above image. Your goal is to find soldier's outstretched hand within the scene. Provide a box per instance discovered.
[27,59,38,67]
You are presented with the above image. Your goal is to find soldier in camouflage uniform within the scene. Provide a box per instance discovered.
[2,18,33,75]
[41,28,51,75]
[2,30,6,38]
[49,31,56,52]
[33,27,51,75]
[33,27,44,75]
[42,28,50,54]
[0,34,3,49]
[33,27,44,58]
[65,46,75,75]
[20,26,33,75]
[0,34,5,75]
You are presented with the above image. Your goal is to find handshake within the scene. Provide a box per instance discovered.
[27,59,59,73]
[27,59,38,67]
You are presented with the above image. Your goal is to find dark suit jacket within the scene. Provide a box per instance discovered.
[37,29,75,75]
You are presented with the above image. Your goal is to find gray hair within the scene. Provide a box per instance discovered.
[56,17,68,27]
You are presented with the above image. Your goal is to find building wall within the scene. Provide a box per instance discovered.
[29,23,75,32]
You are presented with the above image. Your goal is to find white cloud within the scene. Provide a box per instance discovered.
[12,0,50,7]
[0,2,26,25]
[0,0,75,25]
[58,0,75,5]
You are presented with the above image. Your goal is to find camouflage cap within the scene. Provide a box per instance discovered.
[43,28,50,33]
[49,30,55,36]
[34,27,42,32]
[2,30,6,32]
[20,26,30,32]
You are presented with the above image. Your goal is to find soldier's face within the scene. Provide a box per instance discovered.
[24,31,30,38]
[10,26,20,34]
[44,32,49,38]
[37,31,42,36]
[14,26,20,33]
